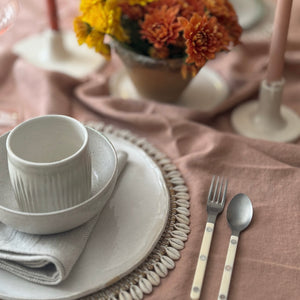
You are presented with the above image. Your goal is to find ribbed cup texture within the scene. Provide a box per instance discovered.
[8,154,91,213]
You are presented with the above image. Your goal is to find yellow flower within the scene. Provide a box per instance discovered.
[74,0,157,57]
[127,0,157,5]
[85,29,111,59]
[73,17,90,45]
[79,0,128,41]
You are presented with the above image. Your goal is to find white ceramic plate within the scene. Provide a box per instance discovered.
[230,0,265,30]
[109,66,229,112]
[13,30,106,78]
[0,131,170,300]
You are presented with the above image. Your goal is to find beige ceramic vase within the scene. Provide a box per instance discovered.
[112,41,193,103]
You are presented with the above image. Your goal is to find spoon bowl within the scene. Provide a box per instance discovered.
[218,193,253,299]
[227,193,253,235]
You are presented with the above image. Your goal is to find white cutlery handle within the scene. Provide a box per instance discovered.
[218,235,239,300]
[190,222,215,300]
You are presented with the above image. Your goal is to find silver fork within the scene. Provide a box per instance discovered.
[190,176,228,300]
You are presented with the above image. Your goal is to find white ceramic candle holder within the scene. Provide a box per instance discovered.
[231,79,300,142]
[13,29,106,78]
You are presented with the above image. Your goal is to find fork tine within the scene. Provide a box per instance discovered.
[220,179,228,206]
[216,177,224,203]
[207,175,216,202]
[213,176,220,202]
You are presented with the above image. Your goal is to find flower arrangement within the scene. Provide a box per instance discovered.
[74,0,242,76]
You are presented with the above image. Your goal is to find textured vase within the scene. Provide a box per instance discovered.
[113,41,193,103]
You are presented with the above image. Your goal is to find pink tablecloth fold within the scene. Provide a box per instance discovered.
[1,1,300,299]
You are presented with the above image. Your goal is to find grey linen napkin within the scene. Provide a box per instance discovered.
[0,151,128,285]
[0,217,98,285]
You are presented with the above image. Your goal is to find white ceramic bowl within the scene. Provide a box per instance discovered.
[0,127,122,235]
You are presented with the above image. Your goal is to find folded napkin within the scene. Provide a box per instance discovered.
[0,217,98,285]
[0,151,128,285]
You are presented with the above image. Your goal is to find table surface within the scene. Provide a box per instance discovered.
[1,1,300,300]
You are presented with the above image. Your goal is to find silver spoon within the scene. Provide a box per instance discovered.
[218,193,253,299]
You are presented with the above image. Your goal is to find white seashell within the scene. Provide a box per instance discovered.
[176,207,190,216]
[165,246,181,260]
[91,122,105,131]
[108,296,118,300]
[154,151,166,160]
[139,278,153,294]
[169,237,185,250]
[136,138,147,147]
[103,124,115,134]
[118,129,131,138]
[145,146,157,156]
[119,290,133,300]
[146,271,160,286]
[175,213,190,225]
[175,192,190,200]
[171,230,188,241]
[138,141,147,148]
[127,134,137,143]
[140,143,151,151]
[159,158,171,165]
[130,285,143,300]
[160,255,175,269]
[173,185,188,192]
[176,199,190,208]
[163,164,177,171]
[174,223,191,234]
[154,262,168,277]
[166,170,181,178]
[170,177,185,185]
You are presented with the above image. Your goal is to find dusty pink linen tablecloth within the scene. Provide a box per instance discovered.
[1,1,300,299]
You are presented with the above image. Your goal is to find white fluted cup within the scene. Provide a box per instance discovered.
[6,115,91,213]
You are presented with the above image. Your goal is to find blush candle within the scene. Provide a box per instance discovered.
[46,0,59,31]
[266,0,293,84]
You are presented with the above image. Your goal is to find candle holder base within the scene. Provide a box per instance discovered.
[231,79,300,142]
[231,100,300,142]
[13,30,106,78]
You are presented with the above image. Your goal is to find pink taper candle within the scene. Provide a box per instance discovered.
[46,0,59,31]
[266,0,293,83]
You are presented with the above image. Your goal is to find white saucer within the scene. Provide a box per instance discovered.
[109,66,229,112]
[230,0,265,30]
[0,127,120,234]
[0,128,170,300]
[13,30,106,78]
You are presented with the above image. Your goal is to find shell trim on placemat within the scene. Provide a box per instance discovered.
[82,122,191,300]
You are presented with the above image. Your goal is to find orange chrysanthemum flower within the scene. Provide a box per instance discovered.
[217,15,242,45]
[179,13,229,68]
[203,0,242,45]
[146,0,204,19]
[203,0,235,19]
[180,0,205,19]
[140,5,182,48]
